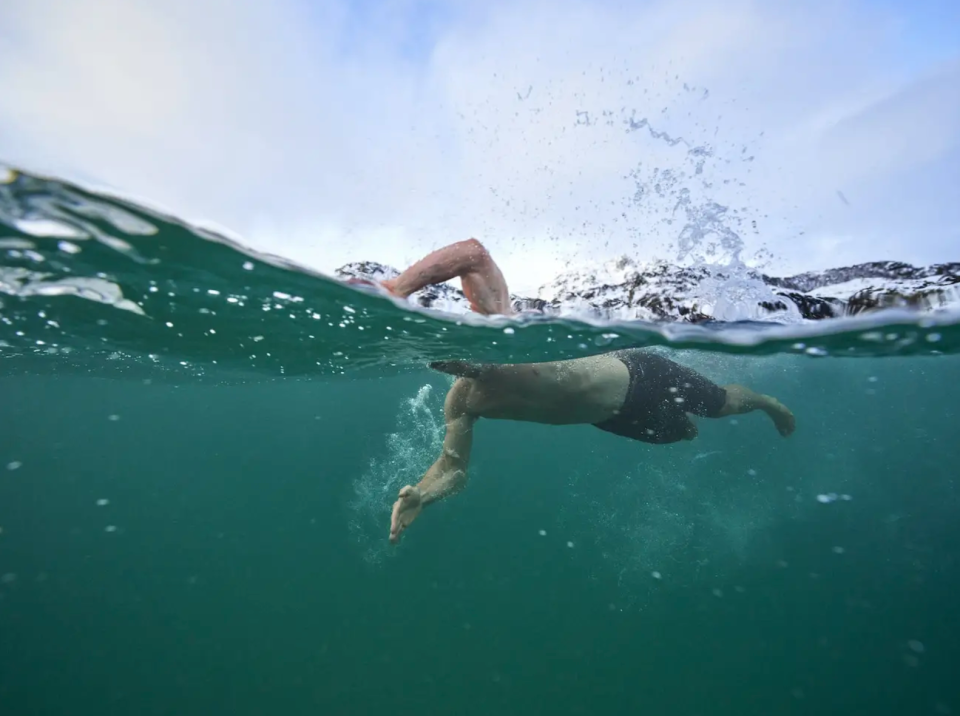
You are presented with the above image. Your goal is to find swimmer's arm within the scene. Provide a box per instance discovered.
[417,379,476,506]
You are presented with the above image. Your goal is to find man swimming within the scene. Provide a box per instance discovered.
[356,239,795,544]
[389,350,796,544]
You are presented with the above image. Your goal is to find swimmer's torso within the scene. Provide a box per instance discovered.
[462,354,630,425]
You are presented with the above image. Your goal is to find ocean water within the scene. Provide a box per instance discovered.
[1,167,959,716]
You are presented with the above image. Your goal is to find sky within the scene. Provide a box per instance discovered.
[0,0,958,294]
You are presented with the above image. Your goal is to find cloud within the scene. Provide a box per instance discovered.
[1,0,957,294]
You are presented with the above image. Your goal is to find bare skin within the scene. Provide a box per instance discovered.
[371,239,796,543]
[388,354,796,544]
[362,238,513,316]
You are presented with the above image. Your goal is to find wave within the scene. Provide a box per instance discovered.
[1,165,957,383]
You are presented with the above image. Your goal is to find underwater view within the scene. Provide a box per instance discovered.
[1,163,958,716]
[2,0,960,712]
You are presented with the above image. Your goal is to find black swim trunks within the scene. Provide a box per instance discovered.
[593,349,728,444]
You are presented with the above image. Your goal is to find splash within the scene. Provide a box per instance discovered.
[347,382,446,564]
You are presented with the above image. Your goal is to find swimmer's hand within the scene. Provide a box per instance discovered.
[389,485,423,544]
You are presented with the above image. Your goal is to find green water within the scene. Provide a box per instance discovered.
[1,168,959,715]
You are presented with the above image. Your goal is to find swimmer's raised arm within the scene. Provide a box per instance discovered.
[389,378,477,544]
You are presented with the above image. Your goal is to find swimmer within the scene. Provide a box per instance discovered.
[348,238,514,315]
[389,349,796,544]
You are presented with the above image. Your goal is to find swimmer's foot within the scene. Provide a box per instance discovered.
[389,485,423,544]
[763,398,795,437]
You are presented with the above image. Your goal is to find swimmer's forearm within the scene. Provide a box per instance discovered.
[417,460,467,506]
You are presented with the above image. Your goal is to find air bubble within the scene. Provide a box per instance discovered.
[96,499,109,506]
[538,529,547,536]
[6,461,22,471]
[651,571,662,580]
[242,262,254,270]
[907,639,925,654]
[503,327,515,335]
